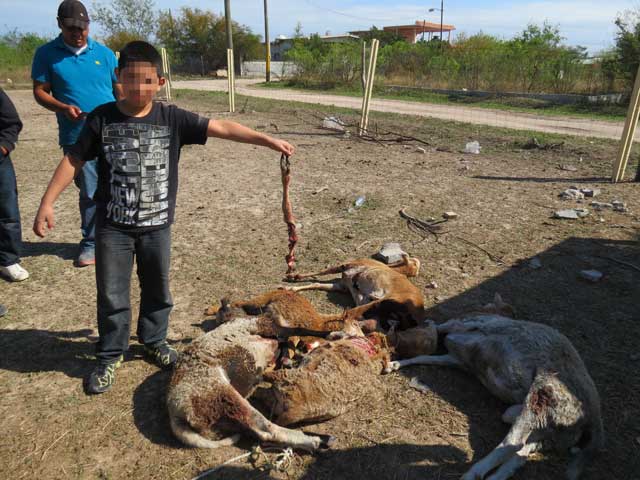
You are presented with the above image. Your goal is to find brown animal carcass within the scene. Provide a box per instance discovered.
[285,255,425,330]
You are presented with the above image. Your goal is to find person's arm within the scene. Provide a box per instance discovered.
[0,89,23,156]
[33,154,84,237]
[32,80,85,122]
[206,119,295,156]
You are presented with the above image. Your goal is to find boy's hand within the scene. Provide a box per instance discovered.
[33,204,55,238]
[269,138,295,157]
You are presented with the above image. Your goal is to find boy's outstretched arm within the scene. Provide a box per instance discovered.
[33,154,84,237]
[207,119,295,156]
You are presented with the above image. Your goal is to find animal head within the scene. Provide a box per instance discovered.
[402,254,421,277]
[479,293,516,318]
[215,297,246,323]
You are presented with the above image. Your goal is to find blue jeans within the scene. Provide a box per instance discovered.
[0,153,22,267]
[95,221,173,362]
[62,146,97,253]
[0,152,22,267]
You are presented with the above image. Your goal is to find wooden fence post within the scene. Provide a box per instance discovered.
[359,39,379,136]
[612,63,640,182]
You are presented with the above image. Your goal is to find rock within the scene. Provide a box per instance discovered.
[579,270,603,283]
[374,242,407,264]
[553,208,589,220]
[580,188,600,198]
[612,200,627,212]
[528,257,542,269]
[345,233,355,239]
[590,201,613,211]
[415,147,426,154]
[322,117,345,132]
[559,189,584,201]
[464,141,481,154]
[425,281,438,289]
[443,211,458,220]
[559,165,578,171]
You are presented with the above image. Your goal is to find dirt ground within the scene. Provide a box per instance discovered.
[1,89,639,480]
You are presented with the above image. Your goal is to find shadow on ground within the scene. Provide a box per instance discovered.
[391,235,640,479]
[21,240,77,260]
[473,175,610,184]
[0,328,95,378]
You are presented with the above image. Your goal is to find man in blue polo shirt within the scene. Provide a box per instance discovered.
[32,0,122,266]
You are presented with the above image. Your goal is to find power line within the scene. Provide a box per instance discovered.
[303,0,395,24]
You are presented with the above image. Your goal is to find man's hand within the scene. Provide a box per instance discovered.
[269,138,295,156]
[63,105,85,122]
[0,146,7,156]
[33,204,55,238]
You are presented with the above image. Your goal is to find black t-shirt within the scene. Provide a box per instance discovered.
[68,101,209,230]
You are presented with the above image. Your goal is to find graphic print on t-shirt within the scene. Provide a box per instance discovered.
[102,123,171,227]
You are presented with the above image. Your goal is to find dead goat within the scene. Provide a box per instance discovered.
[254,334,391,426]
[384,313,603,480]
[285,255,424,330]
[167,316,334,451]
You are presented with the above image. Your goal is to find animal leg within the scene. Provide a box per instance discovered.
[485,442,541,480]
[501,405,523,425]
[383,354,463,374]
[286,264,351,282]
[462,410,535,480]
[226,386,333,451]
[283,281,346,293]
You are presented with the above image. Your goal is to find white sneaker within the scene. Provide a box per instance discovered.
[0,263,29,282]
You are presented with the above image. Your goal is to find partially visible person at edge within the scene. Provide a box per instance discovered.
[33,41,295,395]
[0,88,28,284]
[31,0,123,267]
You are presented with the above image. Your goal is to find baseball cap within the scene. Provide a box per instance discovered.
[57,0,90,29]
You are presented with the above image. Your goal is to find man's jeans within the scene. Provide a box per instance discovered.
[95,222,173,363]
[0,154,22,267]
[62,146,97,253]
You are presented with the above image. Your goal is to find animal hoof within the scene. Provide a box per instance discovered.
[317,434,336,450]
[383,361,400,374]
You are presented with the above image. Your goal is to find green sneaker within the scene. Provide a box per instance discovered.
[144,341,179,369]
[86,355,123,394]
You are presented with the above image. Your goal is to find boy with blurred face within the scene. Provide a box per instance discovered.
[33,41,295,394]
[32,0,123,267]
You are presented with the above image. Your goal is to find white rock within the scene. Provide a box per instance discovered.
[374,242,406,264]
[579,270,603,282]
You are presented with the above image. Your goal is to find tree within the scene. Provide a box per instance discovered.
[358,26,404,48]
[92,0,157,49]
[156,7,263,75]
[612,9,640,86]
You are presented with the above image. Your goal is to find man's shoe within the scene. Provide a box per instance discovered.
[86,355,123,394]
[76,250,95,267]
[0,263,29,282]
[144,341,179,369]
[0,304,7,317]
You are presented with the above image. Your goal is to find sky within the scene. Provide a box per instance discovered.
[0,0,635,53]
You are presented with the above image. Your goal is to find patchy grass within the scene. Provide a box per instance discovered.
[256,81,629,121]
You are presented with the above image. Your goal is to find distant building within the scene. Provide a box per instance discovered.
[270,33,360,61]
[350,21,456,44]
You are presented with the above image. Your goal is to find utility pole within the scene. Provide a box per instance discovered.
[264,0,271,82]
[440,0,444,48]
[224,0,233,50]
